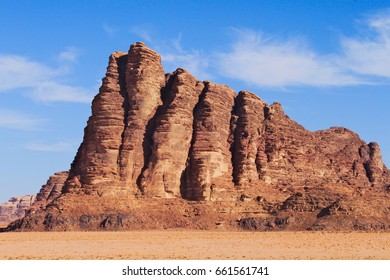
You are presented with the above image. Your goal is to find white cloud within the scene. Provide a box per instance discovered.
[157,12,390,88]
[0,108,46,130]
[29,81,94,103]
[162,51,211,81]
[160,35,212,80]
[214,29,363,88]
[58,47,82,63]
[0,55,60,91]
[24,141,76,152]
[341,11,390,78]
[0,53,93,103]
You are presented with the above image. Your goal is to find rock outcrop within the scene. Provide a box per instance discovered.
[139,68,204,198]
[0,171,68,228]
[0,195,36,225]
[32,171,69,209]
[7,42,390,231]
[184,82,236,201]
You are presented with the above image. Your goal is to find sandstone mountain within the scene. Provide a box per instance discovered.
[0,195,36,225]
[0,172,68,228]
[7,42,390,231]
[31,171,69,210]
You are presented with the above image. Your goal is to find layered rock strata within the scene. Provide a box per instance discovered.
[0,195,36,225]
[32,171,69,209]
[184,82,236,201]
[139,69,204,198]
[7,42,390,231]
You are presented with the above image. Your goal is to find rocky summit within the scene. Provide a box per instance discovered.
[7,42,390,231]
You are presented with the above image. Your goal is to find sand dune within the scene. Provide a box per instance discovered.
[0,231,389,260]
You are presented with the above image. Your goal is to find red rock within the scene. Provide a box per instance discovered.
[66,51,128,196]
[0,195,36,225]
[139,69,204,198]
[118,42,166,194]
[184,82,237,201]
[7,42,390,231]
[231,90,267,188]
[33,171,69,208]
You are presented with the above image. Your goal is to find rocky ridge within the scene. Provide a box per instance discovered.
[7,42,390,231]
[31,171,69,209]
[0,171,68,228]
[0,195,36,225]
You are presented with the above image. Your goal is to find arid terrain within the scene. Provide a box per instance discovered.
[0,230,389,260]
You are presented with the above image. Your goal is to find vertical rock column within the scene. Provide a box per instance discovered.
[139,69,204,197]
[261,102,311,185]
[361,142,385,186]
[185,82,236,201]
[232,91,267,188]
[65,51,128,196]
[118,42,166,193]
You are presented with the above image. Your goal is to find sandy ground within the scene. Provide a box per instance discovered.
[0,231,389,260]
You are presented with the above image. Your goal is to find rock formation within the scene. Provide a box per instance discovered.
[32,171,69,209]
[139,68,204,198]
[7,42,390,231]
[0,171,68,228]
[0,195,36,225]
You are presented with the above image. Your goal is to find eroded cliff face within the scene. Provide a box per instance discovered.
[139,69,205,198]
[32,171,69,209]
[8,42,390,231]
[184,82,237,201]
[0,172,69,227]
[65,51,128,196]
[0,195,36,225]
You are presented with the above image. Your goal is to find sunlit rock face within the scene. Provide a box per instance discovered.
[7,42,389,232]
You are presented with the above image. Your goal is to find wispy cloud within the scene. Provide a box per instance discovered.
[0,55,60,91]
[24,141,76,152]
[160,34,212,80]
[58,47,82,63]
[341,11,390,78]
[102,23,117,37]
[130,25,153,42]
[0,108,46,130]
[213,29,364,88]
[213,12,390,88]
[29,81,93,103]
[162,51,211,81]
[157,11,390,89]
[0,53,93,103]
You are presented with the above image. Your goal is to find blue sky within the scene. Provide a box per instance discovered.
[1,0,389,202]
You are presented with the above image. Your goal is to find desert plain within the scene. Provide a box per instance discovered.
[0,230,389,260]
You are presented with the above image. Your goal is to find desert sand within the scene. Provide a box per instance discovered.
[0,230,389,260]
